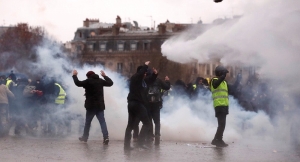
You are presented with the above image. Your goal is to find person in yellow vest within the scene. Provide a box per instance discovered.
[210,65,241,147]
[54,83,66,105]
[54,82,68,136]
[6,76,14,90]
[0,79,15,136]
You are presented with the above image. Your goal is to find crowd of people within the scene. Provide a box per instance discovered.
[0,63,274,149]
[0,71,83,137]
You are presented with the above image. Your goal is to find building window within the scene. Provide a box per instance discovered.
[118,43,124,51]
[144,42,150,50]
[79,32,82,38]
[130,43,137,51]
[100,44,106,51]
[117,63,123,73]
[193,63,197,74]
[88,44,93,51]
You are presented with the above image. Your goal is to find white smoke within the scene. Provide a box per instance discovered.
[161,0,300,148]
[6,0,298,153]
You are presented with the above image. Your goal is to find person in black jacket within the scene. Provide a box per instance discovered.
[146,75,171,145]
[72,70,113,145]
[124,61,157,150]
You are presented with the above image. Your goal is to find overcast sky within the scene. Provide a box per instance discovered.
[0,0,270,42]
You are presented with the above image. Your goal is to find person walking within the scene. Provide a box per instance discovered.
[210,65,241,147]
[72,70,113,145]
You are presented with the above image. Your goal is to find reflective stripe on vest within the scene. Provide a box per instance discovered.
[55,83,66,104]
[210,78,229,108]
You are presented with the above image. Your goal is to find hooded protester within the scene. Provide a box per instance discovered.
[72,70,113,145]
[124,61,157,150]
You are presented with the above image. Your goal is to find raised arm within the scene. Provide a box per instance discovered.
[72,70,88,87]
[100,70,113,87]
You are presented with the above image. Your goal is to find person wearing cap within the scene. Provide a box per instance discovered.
[72,70,113,145]
[210,65,241,147]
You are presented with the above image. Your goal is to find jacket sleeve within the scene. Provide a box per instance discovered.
[211,75,226,89]
[160,79,171,91]
[102,76,113,87]
[72,75,88,87]
[6,86,15,98]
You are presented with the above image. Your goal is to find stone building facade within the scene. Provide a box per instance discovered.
[70,16,247,83]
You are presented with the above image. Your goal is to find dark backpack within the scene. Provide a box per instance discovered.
[147,81,162,103]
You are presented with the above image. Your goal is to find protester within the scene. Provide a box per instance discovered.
[146,74,170,145]
[0,79,15,136]
[210,65,241,147]
[124,61,157,150]
[72,70,113,145]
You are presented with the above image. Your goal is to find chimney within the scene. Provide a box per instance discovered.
[112,24,120,36]
[83,18,89,27]
[116,15,122,27]
[158,24,166,34]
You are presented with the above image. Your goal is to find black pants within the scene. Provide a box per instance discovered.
[214,113,227,140]
[132,118,140,139]
[124,101,150,146]
[147,102,161,136]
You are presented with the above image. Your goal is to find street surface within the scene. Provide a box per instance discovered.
[0,136,299,162]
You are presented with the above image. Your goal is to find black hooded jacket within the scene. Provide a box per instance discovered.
[127,65,157,104]
[72,73,113,111]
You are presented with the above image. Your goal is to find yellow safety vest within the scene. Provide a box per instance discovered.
[210,78,229,108]
[55,83,66,104]
[6,79,13,89]
[193,84,197,90]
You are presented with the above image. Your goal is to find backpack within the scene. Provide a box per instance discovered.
[147,81,162,103]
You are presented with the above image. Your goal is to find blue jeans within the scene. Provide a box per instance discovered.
[82,109,109,139]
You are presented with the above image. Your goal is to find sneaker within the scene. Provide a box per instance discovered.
[216,140,228,147]
[211,139,218,145]
[103,138,109,145]
[211,139,228,147]
[79,137,88,142]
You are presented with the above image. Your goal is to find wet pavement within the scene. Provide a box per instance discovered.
[0,136,299,162]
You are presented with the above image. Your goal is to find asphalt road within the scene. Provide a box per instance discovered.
[0,136,299,162]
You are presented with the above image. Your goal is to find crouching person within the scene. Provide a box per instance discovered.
[72,70,113,145]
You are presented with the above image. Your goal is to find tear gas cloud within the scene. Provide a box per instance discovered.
[161,0,300,148]
[2,0,299,152]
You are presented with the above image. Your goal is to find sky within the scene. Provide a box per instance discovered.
[0,0,269,42]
